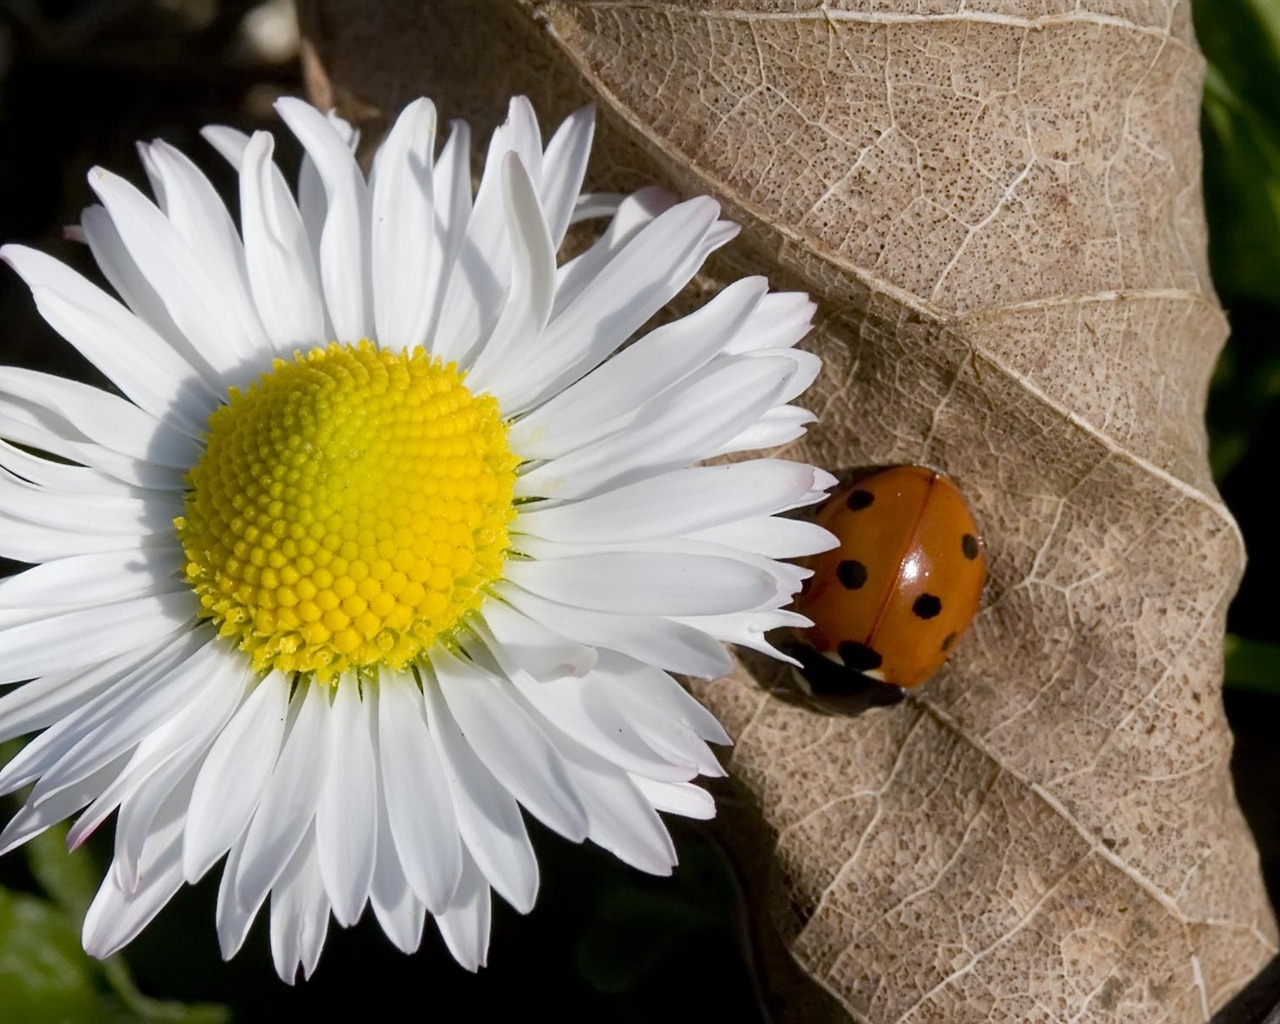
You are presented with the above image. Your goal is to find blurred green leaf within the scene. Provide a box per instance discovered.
[1196,0,1280,304]
[1196,0,1280,122]
[1202,69,1280,304]
[19,819,227,1023]
[27,821,103,916]
[0,885,118,1023]
[1225,634,1280,692]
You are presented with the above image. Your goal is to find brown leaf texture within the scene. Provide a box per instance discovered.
[301,1,1278,1019]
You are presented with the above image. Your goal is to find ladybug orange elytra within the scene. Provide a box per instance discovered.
[794,465,986,689]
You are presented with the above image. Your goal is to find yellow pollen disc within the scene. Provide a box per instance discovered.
[175,340,518,682]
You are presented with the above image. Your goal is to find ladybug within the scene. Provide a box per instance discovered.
[794,465,985,690]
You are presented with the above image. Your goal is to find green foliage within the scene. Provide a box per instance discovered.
[1198,0,1280,481]
[1198,0,1280,701]
[1197,0,1280,305]
[0,886,120,1023]
[0,780,227,1024]
[1225,635,1280,693]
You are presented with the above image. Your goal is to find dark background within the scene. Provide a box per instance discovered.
[0,0,1278,1021]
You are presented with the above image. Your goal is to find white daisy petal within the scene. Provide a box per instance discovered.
[508,275,767,461]
[275,98,372,343]
[558,738,676,876]
[0,467,174,538]
[315,676,377,927]
[82,786,187,959]
[552,186,677,316]
[549,661,725,784]
[0,244,215,426]
[432,98,542,365]
[184,670,291,883]
[504,551,777,617]
[546,536,810,612]
[474,597,596,680]
[715,405,818,456]
[0,637,171,747]
[433,851,491,972]
[369,774,426,954]
[0,552,183,616]
[631,776,717,820]
[80,204,223,393]
[0,756,128,856]
[67,684,240,857]
[200,125,250,168]
[421,118,472,355]
[765,349,822,404]
[422,674,539,913]
[215,840,263,959]
[234,679,330,912]
[433,647,588,843]
[489,96,544,194]
[0,438,170,497]
[0,514,153,563]
[270,828,331,983]
[375,671,462,914]
[68,660,253,855]
[298,112,358,259]
[539,106,596,249]
[498,665,697,784]
[240,131,329,353]
[371,98,438,352]
[88,168,260,371]
[517,461,835,545]
[134,141,169,208]
[723,290,818,352]
[687,515,840,558]
[138,140,270,358]
[463,153,557,397]
[675,608,812,665]
[0,632,203,797]
[495,583,731,680]
[206,121,335,346]
[570,191,626,224]
[595,652,732,748]
[501,197,729,413]
[705,220,740,249]
[0,367,197,467]
[24,634,223,810]
[516,356,797,500]
[0,592,194,687]
[0,404,179,491]
[113,767,197,895]
[470,644,689,873]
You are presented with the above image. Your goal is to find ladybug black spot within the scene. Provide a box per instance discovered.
[941,631,957,652]
[845,489,875,511]
[961,533,979,560]
[837,641,883,672]
[836,559,867,590]
[913,594,942,619]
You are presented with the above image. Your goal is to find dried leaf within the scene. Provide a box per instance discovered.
[300,1,1278,1019]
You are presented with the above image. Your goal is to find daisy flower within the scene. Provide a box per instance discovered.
[0,95,834,982]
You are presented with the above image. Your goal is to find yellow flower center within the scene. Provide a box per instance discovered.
[175,341,518,683]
